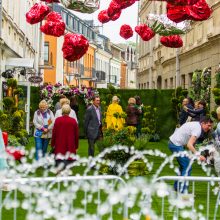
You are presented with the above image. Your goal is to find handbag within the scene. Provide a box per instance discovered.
[35,129,43,137]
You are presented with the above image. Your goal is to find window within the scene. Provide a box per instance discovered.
[79,22,83,34]
[181,75,186,88]
[164,79,168,89]
[170,77,173,89]
[44,42,49,64]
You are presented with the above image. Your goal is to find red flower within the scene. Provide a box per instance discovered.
[167,0,212,23]
[135,24,155,41]
[148,0,199,4]
[40,12,65,37]
[62,33,89,62]
[98,10,111,23]
[160,35,183,48]
[26,3,50,24]
[107,0,121,17]
[110,11,122,21]
[119,0,136,9]
[40,0,60,3]
[120,24,133,39]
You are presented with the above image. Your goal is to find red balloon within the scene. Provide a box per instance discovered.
[120,24,133,39]
[98,10,111,23]
[40,12,66,37]
[26,3,50,25]
[135,24,155,41]
[160,35,183,48]
[62,33,89,62]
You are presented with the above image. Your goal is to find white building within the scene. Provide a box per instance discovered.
[0,0,43,81]
[119,44,137,88]
[110,43,122,88]
[95,34,112,88]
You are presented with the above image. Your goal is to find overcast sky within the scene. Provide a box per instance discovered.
[73,0,138,44]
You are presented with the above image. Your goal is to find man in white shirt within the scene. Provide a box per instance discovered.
[169,117,213,193]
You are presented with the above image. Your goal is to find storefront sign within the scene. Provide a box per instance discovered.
[28,76,43,83]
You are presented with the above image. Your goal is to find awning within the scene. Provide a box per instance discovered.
[5,58,34,68]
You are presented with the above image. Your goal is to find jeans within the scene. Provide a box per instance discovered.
[35,137,50,160]
[168,141,192,193]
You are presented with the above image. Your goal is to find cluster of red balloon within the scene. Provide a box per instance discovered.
[99,0,211,47]
[139,0,212,47]
[26,1,90,61]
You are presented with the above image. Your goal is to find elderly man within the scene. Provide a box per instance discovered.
[169,116,213,193]
[84,96,102,157]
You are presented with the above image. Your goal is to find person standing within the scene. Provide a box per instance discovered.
[126,97,142,127]
[55,98,78,123]
[134,96,144,137]
[168,117,213,193]
[184,100,206,122]
[51,104,79,170]
[179,98,193,126]
[54,94,66,113]
[84,96,102,157]
[70,95,79,120]
[33,100,54,160]
[105,96,125,130]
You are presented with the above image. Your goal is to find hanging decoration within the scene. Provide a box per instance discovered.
[60,0,100,13]
[98,10,111,23]
[149,0,200,5]
[40,12,66,37]
[148,14,190,36]
[62,33,89,62]
[107,1,121,17]
[40,0,60,3]
[160,35,183,48]
[117,0,136,9]
[135,24,155,41]
[167,0,212,23]
[120,24,133,39]
[110,11,121,21]
[26,3,50,24]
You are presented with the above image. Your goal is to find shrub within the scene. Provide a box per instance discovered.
[134,134,151,151]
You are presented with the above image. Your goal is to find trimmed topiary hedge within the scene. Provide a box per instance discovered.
[30,87,176,139]
[98,89,176,139]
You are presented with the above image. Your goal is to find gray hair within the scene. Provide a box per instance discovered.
[62,104,71,115]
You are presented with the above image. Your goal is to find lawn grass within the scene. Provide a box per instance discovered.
[1,138,220,219]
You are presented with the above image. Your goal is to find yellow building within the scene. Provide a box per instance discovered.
[43,5,98,87]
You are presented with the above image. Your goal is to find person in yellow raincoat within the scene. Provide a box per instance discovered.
[106,96,125,130]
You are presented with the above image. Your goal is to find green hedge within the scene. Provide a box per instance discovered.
[98,89,176,139]
[29,87,176,139]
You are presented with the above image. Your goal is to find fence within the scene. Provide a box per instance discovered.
[0,175,128,220]
[155,176,220,220]
[2,175,220,220]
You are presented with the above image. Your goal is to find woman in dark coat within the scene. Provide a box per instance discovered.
[51,104,79,169]
[126,97,142,127]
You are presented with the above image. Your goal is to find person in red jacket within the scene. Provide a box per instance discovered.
[51,104,79,171]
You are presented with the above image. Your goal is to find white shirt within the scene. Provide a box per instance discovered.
[55,109,78,123]
[170,122,202,146]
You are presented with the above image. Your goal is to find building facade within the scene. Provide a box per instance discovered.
[0,0,43,80]
[119,44,137,88]
[95,34,112,88]
[44,4,98,87]
[109,43,122,88]
[137,0,220,90]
